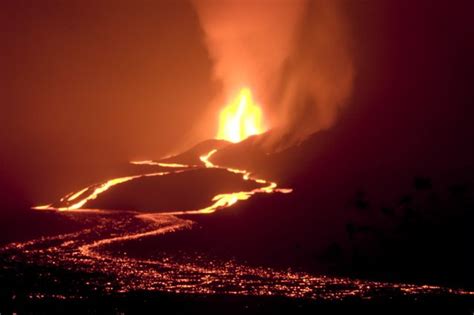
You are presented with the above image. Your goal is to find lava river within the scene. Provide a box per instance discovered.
[1,149,473,301]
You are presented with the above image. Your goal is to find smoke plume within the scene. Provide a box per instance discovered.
[193,0,354,149]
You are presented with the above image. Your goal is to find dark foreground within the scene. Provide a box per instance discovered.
[1,292,474,315]
[1,252,473,315]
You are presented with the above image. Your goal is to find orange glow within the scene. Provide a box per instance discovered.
[130,160,192,168]
[186,149,292,215]
[217,87,265,143]
[199,149,217,168]
[33,99,288,214]
[35,146,292,214]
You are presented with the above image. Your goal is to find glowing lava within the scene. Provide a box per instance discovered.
[33,144,292,213]
[16,130,474,302]
[217,87,265,143]
[34,87,271,212]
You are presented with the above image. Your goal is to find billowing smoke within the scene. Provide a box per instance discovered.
[193,0,354,150]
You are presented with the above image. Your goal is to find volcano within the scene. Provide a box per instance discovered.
[9,125,473,295]
[2,0,474,313]
[4,91,474,311]
[1,127,474,313]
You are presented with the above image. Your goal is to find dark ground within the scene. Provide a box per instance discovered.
[0,257,472,315]
[1,1,474,313]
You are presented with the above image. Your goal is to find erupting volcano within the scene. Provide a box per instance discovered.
[7,89,472,307]
[217,87,265,143]
[32,87,286,213]
[2,0,474,313]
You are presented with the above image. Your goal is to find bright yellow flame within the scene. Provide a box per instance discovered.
[217,87,265,143]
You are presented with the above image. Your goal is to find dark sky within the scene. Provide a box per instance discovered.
[345,0,474,169]
[1,0,474,206]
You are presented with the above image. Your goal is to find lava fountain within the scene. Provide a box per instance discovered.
[216,87,265,143]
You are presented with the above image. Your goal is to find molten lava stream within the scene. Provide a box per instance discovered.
[33,146,292,214]
[34,86,289,214]
[167,149,293,215]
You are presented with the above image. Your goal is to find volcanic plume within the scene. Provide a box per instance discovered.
[192,0,354,149]
[2,1,474,312]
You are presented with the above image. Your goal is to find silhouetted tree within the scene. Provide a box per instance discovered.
[343,177,473,287]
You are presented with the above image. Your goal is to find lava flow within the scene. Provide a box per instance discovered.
[8,138,473,301]
[33,145,291,214]
[33,87,284,214]
[5,87,473,302]
[2,204,473,301]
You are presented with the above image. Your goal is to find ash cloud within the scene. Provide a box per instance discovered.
[192,0,354,150]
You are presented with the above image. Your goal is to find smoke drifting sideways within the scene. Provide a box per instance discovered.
[192,0,354,150]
